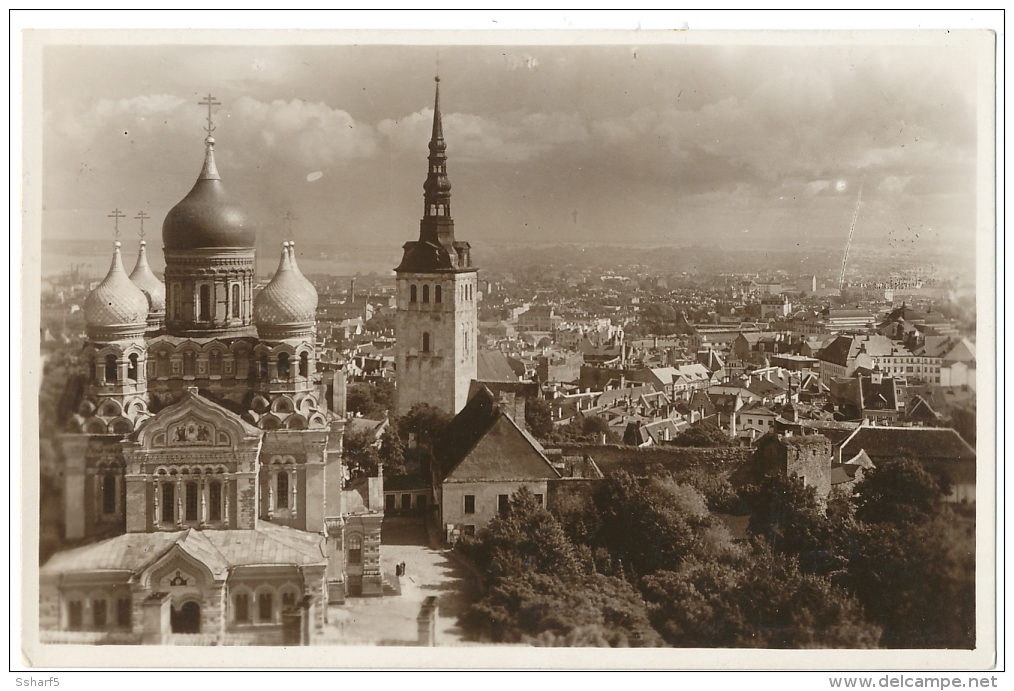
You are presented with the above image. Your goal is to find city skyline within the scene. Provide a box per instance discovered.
[41,37,984,280]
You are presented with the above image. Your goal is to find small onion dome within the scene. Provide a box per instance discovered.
[254,242,318,339]
[128,240,166,315]
[83,242,150,340]
[161,137,255,250]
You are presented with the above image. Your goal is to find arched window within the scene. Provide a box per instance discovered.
[277,353,290,380]
[209,350,222,377]
[102,475,116,515]
[183,351,197,377]
[422,332,430,353]
[127,353,139,381]
[435,285,442,304]
[231,284,240,319]
[410,285,417,303]
[348,534,362,564]
[258,592,273,623]
[234,593,250,624]
[299,352,309,378]
[171,284,181,320]
[89,357,97,382]
[209,481,222,522]
[422,285,430,303]
[277,472,289,509]
[104,354,118,382]
[199,285,211,322]
[259,354,269,379]
[185,482,198,521]
[161,483,175,523]
[157,351,170,378]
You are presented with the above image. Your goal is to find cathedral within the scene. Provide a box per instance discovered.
[39,100,385,644]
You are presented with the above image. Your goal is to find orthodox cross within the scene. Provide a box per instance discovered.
[135,210,150,239]
[108,208,125,239]
[283,212,297,239]
[198,93,221,137]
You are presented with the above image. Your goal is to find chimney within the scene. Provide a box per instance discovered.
[349,277,356,303]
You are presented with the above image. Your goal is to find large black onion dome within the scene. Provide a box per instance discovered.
[162,138,255,250]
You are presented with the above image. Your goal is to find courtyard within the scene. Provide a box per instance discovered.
[321,515,477,645]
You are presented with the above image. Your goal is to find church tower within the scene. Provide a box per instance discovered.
[395,78,478,416]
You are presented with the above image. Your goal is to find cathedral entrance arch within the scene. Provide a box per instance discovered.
[171,601,201,633]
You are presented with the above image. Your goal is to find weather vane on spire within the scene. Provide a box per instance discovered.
[108,208,125,240]
[135,210,150,240]
[198,93,221,139]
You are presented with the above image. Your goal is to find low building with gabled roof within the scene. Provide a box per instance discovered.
[432,387,561,542]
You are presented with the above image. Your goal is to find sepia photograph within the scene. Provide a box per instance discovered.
[16,15,998,673]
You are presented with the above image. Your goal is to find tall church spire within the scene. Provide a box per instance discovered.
[421,77,453,247]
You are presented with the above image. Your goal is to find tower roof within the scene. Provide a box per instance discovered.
[395,78,474,275]
[161,136,255,250]
[83,241,151,339]
[254,242,318,339]
[128,240,166,315]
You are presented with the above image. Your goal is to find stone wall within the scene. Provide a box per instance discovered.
[550,444,752,478]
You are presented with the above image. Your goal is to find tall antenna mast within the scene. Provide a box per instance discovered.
[838,176,865,296]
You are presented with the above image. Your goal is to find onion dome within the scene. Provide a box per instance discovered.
[254,242,319,339]
[83,242,150,340]
[128,240,166,316]
[162,137,255,250]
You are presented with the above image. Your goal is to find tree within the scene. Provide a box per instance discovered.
[640,545,880,648]
[377,426,408,476]
[461,488,660,647]
[525,396,554,440]
[398,403,452,448]
[854,457,947,527]
[739,470,844,577]
[671,420,734,447]
[345,381,394,419]
[343,427,380,479]
[593,473,726,578]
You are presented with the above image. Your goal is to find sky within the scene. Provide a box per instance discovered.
[40,36,986,276]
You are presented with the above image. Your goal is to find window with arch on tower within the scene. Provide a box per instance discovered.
[422,332,430,353]
[277,471,289,509]
[156,351,170,378]
[105,354,117,382]
[209,481,222,522]
[127,353,139,381]
[102,475,117,515]
[299,351,309,378]
[161,483,175,523]
[348,534,362,564]
[422,284,430,303]
[185,482,198,521]
[259,354,269,379]
[278,352,290,380]
[209,350,223,377]
[435,285,442,304]
[410,284,417,303]
[199,284,211,322]
[231,284,241,319]
[183,351,197,377]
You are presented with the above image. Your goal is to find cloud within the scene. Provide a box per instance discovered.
[229,97,377,167]
[379,108,589,163]
[805,180,831,195]
[879,175,913,194]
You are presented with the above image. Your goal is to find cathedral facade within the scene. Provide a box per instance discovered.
[40,120,384,645]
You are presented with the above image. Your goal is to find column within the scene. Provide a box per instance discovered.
[93,473,101,524]
[290,468,298,520]
[268,470,275,519]
[153,479,160,529]
[223,479,231,528]
[115,475,122,517]
[200,478,207,526]
[176,478,183,527]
